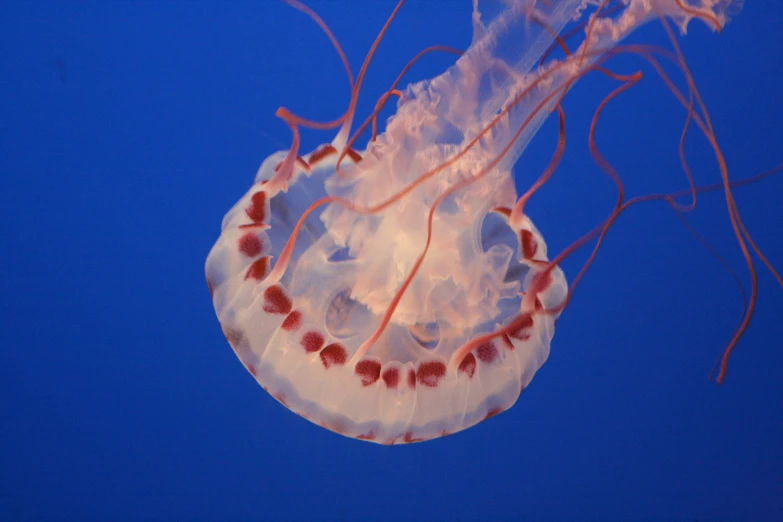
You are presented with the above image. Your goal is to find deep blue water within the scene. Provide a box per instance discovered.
[2,2,781,521]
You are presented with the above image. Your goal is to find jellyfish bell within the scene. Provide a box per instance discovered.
[206,0,753,444]
[207,138,565,443]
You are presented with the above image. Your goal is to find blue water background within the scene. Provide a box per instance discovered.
[2,2,781,521]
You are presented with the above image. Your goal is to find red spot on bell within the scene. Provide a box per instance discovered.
[245,191,267,223]
[281,311,302,332]
[458,353,476,378]
[508,313,533,341]
[262,285,292,315]
[500,333,514,350]
[407,369,417,389]
[308,144,336,165]
[476,342,498,364]
[355,360,381,386]
[382,368,399,389]
[245,256,270,281]
[519,229,538,259]
[416,361,446,388]
[320,343,347,368]
[238,232,262,257]
[301,331,325,354]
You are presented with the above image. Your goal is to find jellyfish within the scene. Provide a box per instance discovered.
[205,0,769,444]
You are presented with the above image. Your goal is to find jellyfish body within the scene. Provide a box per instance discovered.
[206,0,743,443]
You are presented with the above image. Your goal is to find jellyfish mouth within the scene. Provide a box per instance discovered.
[315,193,524,339]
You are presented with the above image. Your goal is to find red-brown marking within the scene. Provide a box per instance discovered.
[274,156,309,173]
[519,229,538,260]
[222,327,245,348]
[245,191,267,223]
[238,232,262,257]
[382,368,399,389]
[355,360,381,387]
[508,313,534,341]
[301,331,325,353]
[307,144,362,165]
[238,222,269,230]
[245,256,270,281]
[484,407,503,420]
[407,369,417,390]
[273,393,289,408]
[403,432,425,444]
[500,333,514,350]
[492,206,512,218]
[281,310,302,332]
[476,342,498,364]
[356,431,376,441]
[321,419,347,435]
[540,270,554,293]
[206,277,214,298]
[345,148,363,163]
[417,361,446,388]
[308,144,336,165]
[320,343,347,368]
[247,363,257,377]
[458,352,476,378]
[262,285,292,315]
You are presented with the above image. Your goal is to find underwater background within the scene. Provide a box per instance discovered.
[2,2,781,521]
